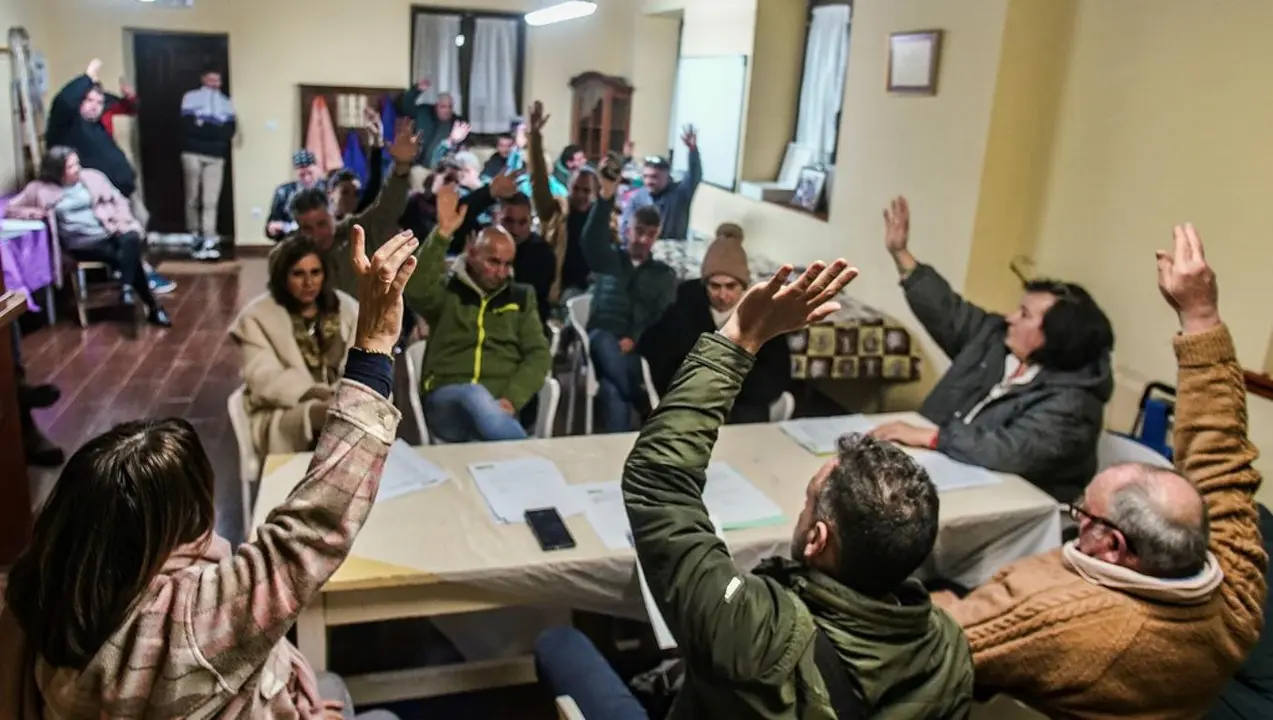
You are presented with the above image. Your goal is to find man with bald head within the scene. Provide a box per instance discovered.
[403,184,550,442]
[939,223,1266,718]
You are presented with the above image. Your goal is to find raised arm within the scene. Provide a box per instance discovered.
[624,261,857,682]
[526,101,561,224]
[582,171,624,276]
[677,126,702,199]
[47,69,97,142]
[1158,223,1265,650]
[347,118,417,253]
[404,184,468,325]
[189,229,420,688]
[884,197,994,357]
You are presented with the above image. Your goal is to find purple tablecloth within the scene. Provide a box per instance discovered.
[0,195,54,312]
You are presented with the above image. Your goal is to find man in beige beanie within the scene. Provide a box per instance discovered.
[639,223,792,423]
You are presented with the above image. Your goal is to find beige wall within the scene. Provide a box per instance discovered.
[1031,0,1273,489]
[19,0,650,245]
[0,0,53,190]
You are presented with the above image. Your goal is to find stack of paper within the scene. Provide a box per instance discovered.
[912,451,1002,493]
[377,439,450,503]
[779,415,879,454]
[469,456,583,524]
[575,481,633,551]
[703,462,785,530]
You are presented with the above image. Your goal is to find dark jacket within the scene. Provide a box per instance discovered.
[265,179,326,241]
[513,233,557,328]
[621,146,702,240]
[904,264,1113,500]
[623,333,975,719]
[179,87,236,159]
[1209,504,1273,720]
[582,195,677,340]
[398,184,499,256]
[398,88,463,166]
[404,229,551,411]
[47,75,137,197]
[640,280,790,422]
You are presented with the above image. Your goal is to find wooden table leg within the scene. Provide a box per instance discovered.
[296,602,328,672]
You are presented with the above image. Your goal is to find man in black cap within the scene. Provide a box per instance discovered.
[264,149,325,241]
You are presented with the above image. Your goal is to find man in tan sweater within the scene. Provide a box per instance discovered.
[940,223,1266,719]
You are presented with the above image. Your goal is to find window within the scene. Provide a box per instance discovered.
[793,0,851,165]
[409,6,527,137]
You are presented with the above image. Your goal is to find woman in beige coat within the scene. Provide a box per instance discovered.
[230,237,359,455]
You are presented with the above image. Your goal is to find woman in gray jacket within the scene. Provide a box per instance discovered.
[871,197,1115,500]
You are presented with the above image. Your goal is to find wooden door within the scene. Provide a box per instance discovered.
[132,31,235,243]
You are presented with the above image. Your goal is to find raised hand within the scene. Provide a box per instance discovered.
[435,182,469,237]
[388,118,422,167]
[86,58,103,82]
[119,78,136,98]
[1156,223,1219,333]
[680,124,698,150]
[883,196,910,254]
[721,261,859,354]
[364,106,384,145]
[528,101,549,133]
[449,120,471,145]
[416,77,432,92]
[351,226,420,355]
[488,168,527,199]
[598,152,623,199]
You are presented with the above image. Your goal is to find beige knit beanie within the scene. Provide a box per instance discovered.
[701,223,750,285]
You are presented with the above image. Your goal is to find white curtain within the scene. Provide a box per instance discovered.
[795,4,851,163]
[469,18,519,133]
[412,13,463,113]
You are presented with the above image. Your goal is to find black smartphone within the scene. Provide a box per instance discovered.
[525,507,576,551]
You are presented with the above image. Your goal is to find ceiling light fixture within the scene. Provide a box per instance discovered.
[525,1,597,27]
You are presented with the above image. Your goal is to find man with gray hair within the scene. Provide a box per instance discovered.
[940,223,1266,718]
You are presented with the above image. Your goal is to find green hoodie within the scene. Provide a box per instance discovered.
[403,229,551,410]
[623,333,974,719]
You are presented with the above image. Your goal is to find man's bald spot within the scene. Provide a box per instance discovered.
[471,226,514,255]
[1109,462,1205,529]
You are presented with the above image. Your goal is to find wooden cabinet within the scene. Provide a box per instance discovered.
[0,290,32,565]
[569,73,633,162]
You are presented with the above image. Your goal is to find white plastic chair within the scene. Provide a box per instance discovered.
[639,357,660,412]
[226,385,259,531]
[564,295,597,435]
[1096,430,1173,472]
[534,375,562,439]
[769,391,796,422]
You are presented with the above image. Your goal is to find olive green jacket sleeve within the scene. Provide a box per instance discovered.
[623,333,806,684]
[403,228,454,327]
[502,290,551,410]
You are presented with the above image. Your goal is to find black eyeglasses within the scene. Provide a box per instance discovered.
[1062,498,1137,553]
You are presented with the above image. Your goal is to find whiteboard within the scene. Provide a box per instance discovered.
[668,55,747,191]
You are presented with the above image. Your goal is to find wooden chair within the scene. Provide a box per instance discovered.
[64,256,118,327]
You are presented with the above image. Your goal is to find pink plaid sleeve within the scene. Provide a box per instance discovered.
[186,379,399,690]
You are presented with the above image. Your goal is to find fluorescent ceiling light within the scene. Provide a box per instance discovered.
[525,1,597,27]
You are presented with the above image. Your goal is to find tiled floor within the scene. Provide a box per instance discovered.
[18,258,556,718]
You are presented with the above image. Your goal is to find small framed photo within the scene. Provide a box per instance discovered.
[887,30,943,95]
[790,167,827,212]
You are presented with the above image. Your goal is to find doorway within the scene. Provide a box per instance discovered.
[131,30,235,247]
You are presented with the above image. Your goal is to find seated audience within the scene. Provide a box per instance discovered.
[405,184,551,443]
[494,192,557,329]
[583,161,677,433]
[5,146,170,327]
[425,119,473,170]
[622,125,702,240]
[482,126,517,180]
[554,143,589,189]
[230,237,358,455]
[283,118,417,297]
[1210,504,1273,719]
[622,261,973,716]
[328,108,386,222]
[526,101,595,302]
[941,224,1264,718]
[266,149,325,241]
[640,223,790,423]
[0,228,418,718]
[399,166,521,256]
[871,197,1113,500]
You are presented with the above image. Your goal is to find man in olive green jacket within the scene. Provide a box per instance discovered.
[623,261,973,719]
[404,183,550,442]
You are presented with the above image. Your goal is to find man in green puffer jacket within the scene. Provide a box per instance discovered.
[623,261,974,719]
[404,182,550,443]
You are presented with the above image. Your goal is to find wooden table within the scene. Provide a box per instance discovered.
[252,412,1060,704]
[0,290,32,565]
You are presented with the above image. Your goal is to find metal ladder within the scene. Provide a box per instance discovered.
[7,26,44,177]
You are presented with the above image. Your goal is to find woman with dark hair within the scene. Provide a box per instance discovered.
[4,145,171,326]
[0,227,418,719]
[230,236,359,455]
[871,197,1115,500]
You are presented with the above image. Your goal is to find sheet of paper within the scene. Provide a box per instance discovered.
[912,451,1003,493]
[575,481,633,551]
[779,415,879,455]
[703,462,785,530]
[377,439,450,503]
[469,456,583,524]
[636,514,730,651]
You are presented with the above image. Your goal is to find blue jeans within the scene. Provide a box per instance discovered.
[534,627,648,720]
[424,383,528,443]
[589,329,643,433]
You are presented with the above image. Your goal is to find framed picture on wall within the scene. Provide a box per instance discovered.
[791,167,827,212]
[887,30,943,95]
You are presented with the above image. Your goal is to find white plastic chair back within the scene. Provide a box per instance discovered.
[535,375,562,438]
[769,391,796,422]
[227,385,258,531]
[1096,430,1173,472]
[403,340,431,445]
[565,294,596,434]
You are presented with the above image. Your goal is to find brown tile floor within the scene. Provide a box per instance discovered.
[19,258,558,719]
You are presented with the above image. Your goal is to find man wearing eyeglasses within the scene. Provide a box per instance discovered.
[621,125,702,241]
[935,223,1265,719]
